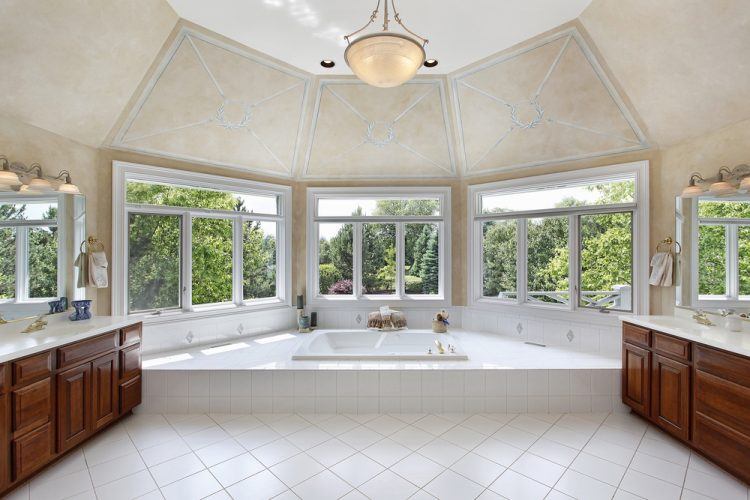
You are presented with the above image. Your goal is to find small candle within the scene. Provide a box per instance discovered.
[296,294,304,310]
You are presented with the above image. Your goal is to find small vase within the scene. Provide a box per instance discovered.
[69,300,92,321]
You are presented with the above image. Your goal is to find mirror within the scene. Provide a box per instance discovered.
[0,193,85,320]
[675,194,750,312]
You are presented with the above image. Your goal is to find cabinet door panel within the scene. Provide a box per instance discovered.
[622,343,650,416]
[695,369,750,437]
[56,363,91,453]
[694,412,750,485]
[12,378,51,436]
[92,353,117,430]
[119,344,140,382]
[11,422,52,481]
[119,376,141,415]
[651,354,690,440]
[0,393,7,490]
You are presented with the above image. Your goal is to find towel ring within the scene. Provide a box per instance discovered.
[656,236,681,254]
[80,235,104,253]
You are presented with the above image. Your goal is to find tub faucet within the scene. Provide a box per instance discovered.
[434,339,446,354]
[692,310,715,326]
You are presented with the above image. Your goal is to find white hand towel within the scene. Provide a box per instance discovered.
[88,250,109,288]
[649,252,673,287]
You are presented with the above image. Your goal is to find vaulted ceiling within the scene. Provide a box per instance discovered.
[1,0,748,179]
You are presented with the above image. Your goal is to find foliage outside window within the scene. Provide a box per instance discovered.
[475,173,637,312]
[0,200,59,302]
[696,198,750,301]
[312,191,448,300]
[120,167,287,316]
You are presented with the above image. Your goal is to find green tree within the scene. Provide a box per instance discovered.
[419,231,439,294]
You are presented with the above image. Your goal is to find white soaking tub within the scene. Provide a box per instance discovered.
[292,329,468,360]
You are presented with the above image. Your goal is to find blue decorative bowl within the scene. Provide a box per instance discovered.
[69,300,92,321]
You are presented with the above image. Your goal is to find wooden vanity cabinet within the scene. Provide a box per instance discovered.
[0,322,142,496]
[622,322,750,483]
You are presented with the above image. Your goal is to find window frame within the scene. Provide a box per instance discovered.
[468,161,649,317]
[692,195,750,306]
[307,187,451,307]
[0,194,66,304]
[112,161,291,322]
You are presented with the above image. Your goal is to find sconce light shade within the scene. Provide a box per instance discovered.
[681,184,705,198]
[708,180,736,196]
[27,176,54,192]
[0,169,21,186]
[740,176,750,192]
[57,182,80,194]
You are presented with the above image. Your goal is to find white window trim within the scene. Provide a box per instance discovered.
[307,186,452,308]
[112,161,292,323]
[0,194,67,304]
[468,160,649,318]
[691,195,750,307]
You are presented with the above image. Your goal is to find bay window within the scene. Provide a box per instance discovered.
[308,187,450,303]
[113,162,290,318]
[470,162,648,314]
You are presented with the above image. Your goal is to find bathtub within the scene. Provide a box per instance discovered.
[292,329,468,360]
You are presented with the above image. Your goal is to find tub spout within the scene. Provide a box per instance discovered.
[434,339,446,354]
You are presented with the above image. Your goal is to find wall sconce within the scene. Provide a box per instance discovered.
[0,156,80,194]
[681,164,750,198]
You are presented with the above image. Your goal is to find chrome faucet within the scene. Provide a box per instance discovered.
[21,315,48,333]
[692,310,715,326]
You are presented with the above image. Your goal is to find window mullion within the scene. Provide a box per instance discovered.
[518,218,527,305]
[396,222,404,298]
[569,215,580,312]
[354,222,362,299]
[17,226,28,301]
[182,212,193,312]
[233,217,243,306]
[728,224,739,300]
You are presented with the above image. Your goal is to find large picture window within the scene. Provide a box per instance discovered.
[695,198,750,303]
[113,162,290,317]
[0,197,61,303]
[470,162,648,314]
[309,188,450,303]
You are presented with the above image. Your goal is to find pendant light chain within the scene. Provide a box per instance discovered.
[344,0,428,47]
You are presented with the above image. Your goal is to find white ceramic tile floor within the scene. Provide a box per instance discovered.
[6,411,750,500]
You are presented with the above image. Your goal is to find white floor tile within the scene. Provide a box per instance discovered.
[315,415,360,436]
[160,470,223,500]
[337,426,384,450]
[364,415,408,436]
[140,438,192,467]
[618,469,681,500]
[390,453,445,487]
[362,438,412,467]
[286,426,333,451]
[542,425,591,450]
[226,470,287,500]
[570,452,626,487]
[88,452,146,487]
[424,469,485,500]
[554,469,616,500]
[636,437,689,466]
[489,469,550,500]
[462,415,505,435]
[182,425,230,450]
[473,438,524,467]
[194,437,246,467]
[271,453,326,487]
[390,425,435,451]
[83,436,137,467]
[209,452,265,488]
[510,452,565,487]
[359,470,419,500]
[307,438,357,467]
[418,439,468,467]
[293,470,353,500]
[94,470,158,500]
[441,425,489,450]
[509,415,554,436]
[235,424,283,450]
[29,470,93,500]
[683,467,748,500]
[252,438,301,467]
[527,438,579,467]
[330,453,385,487]
[269,414,313,436]
[492,425,539,450]
[582,437,636,467]
[629,451,686,486]
[149,453,205,487]
[449,452,505,487]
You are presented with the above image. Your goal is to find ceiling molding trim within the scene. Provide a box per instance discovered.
[301,77,457,180]
[451,26,649,177]
[111,26,311,178]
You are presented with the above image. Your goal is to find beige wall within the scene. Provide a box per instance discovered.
[3,113,748,316]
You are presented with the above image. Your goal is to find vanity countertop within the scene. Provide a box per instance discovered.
[621,315,750,358]
[0,314,140,363]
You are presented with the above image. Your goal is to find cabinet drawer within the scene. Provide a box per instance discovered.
[652,332,690,361]
[120,323,142,347]
[119,376,141,415]
[119,344,140,382]
[12,378,51,435]
[695,345,750,388]
[57,333,117,369]
[12,351,52,386]
[623,323,650,348]
[693,412,750,484]
[11,422,52,481]
[695,369,750,436]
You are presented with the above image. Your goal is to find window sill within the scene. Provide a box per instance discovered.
[470,298,630,324]
[130,299,292,325]
[310,295,450,309]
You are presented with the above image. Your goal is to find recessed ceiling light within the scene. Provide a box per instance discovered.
[320,60,335,68]
[423,59,438,68]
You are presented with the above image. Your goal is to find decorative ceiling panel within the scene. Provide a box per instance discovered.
[112,29,310,177]
[303,79,455,179]
[452,28,648,176]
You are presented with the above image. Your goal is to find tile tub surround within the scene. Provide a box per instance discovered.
[6,411,749,500]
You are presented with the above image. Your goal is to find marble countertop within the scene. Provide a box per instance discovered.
[0,314,140,363]
[142,328,621,371]
[621,315,750,358]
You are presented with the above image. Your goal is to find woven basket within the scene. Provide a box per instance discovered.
[432,320,447,333]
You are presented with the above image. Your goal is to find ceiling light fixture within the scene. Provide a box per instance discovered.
[423,59,438,68]
[344,0,429,88]
[0,156,21,187]
[0,156,80,194]
[320,60,336,68]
